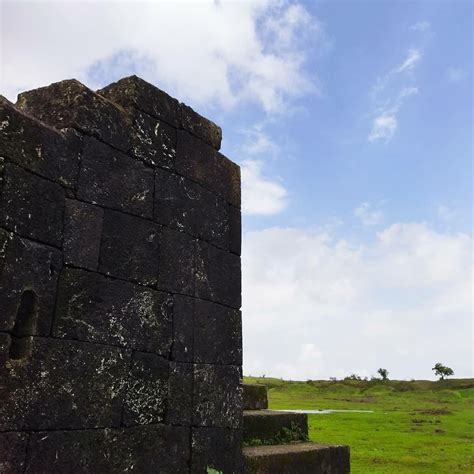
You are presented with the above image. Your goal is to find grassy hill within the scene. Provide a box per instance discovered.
[243,376,474,473]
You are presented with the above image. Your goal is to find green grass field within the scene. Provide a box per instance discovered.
[243,376,474,473]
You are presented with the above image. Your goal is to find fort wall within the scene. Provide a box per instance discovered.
[0,76,242,473]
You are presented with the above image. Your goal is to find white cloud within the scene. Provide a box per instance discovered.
[410,21,431,33]
[243,223,473,380]
[437,205,454,221]
[3,2,305,217]
[446,67,468,83]
[368,49,421,143]
[274,343,325,381]
[1,0,321,113]
[241,160,288,215]
[394,48,423,74]
[262,3,315,52]
[242,126,280,157]
[368,114,397,143]
[398,86,418,99]
[354,202,384,226]
[375,87,419,135]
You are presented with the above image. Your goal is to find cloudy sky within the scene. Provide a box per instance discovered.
[1,0,472,380]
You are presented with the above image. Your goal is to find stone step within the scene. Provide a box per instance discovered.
[243,384,268,410]
[243,442,350,473]
[244,410,308,443]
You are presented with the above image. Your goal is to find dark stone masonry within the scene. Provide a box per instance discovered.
[0,76,242,473]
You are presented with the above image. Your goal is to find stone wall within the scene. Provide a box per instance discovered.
[0,76,242,473]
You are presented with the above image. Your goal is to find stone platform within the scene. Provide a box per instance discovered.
[242,384,350,473]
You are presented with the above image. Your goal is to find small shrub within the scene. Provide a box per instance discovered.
[243,422,308,447]
[394,381,415,392]
[345,373,362,381]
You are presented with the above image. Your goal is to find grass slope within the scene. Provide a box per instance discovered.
[243,377,474,473]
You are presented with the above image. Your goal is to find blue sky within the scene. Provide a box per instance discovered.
[224,1,472,236]
[2,0,472,380]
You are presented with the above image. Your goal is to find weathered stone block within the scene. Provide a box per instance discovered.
[191,427,243,474]
[195,241,241,309]
[122,352,169,426]
[193,364,242,428]
[220,152,241,209]
[0,332,10,366]
[172,294,194,362]
[176,130,240,206]
[157,227,195,295]
[229,205,242,255]
[243,410,308,443]
[0,338,130,431]
[63,199,103,270]
[25,425,190,473]
[98,75,180,128]
[17,79,132,152]
[99,75,222,149]
[0,227,10,274]
[99,209,160,286]
[54,268,172,354]
[77,137,154,218]
[175,130,216,191]
[129,108,177,169]
[0,156,5,188]
[166,361,193,426]
[0,432,29,474]
[0,163,65,247]
[195,189,230,250]
[0,97,81,189]
[154,168,230,248]
[243,384,268,410]
[243,443,351,474]
[179,102,222,150]
[154,168,199,234]
[0,234,62,335]
[194,299,242,365]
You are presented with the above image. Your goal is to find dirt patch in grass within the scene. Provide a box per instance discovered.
[415,408,452,415]
[323,397,375,403]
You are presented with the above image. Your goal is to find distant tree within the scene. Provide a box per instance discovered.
[432,363,454,380]
[377,368,389,381]
[329,377,337,382]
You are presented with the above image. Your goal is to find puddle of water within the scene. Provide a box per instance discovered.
[272,409,374,414]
